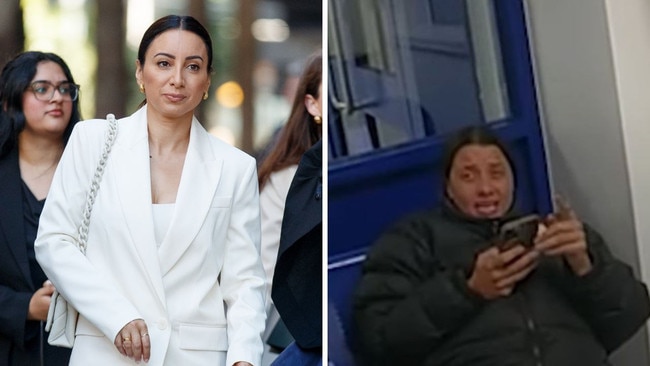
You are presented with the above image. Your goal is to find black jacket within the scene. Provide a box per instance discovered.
[0,147,71,365]
[353,204,650,366]
[272,140,322,350]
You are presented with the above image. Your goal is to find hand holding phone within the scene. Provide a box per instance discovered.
[497,214,540,251]
[537,194,592,275]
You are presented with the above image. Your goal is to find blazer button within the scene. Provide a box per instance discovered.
[157,318,168,330]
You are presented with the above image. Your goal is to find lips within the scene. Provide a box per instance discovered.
[47,109,63,117]
[164,93,187,102]
[475,201,499,216]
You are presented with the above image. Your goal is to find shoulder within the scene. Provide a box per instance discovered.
[0,146,18,170]
[364,210,442,269]
[268,165,298,187]
[70,116,123,145]
[198,124,255,167]
[261,165,299,204]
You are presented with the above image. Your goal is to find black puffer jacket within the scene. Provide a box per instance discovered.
[353,205,650,366]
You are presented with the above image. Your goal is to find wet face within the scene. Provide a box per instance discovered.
[446,144,514,219]
[21,61,74,139]
[135,29,210,122]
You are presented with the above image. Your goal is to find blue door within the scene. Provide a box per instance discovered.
[328,0,552,362]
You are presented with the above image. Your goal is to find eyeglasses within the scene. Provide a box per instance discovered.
[29,81,80,102]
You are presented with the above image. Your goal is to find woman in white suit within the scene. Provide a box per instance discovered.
[35,15,265,366]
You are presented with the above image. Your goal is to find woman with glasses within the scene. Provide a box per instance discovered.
[0,51,81,365]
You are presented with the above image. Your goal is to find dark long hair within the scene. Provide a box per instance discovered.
[137,15,213,107]
[258,50,322,189]
[0,51,82,158]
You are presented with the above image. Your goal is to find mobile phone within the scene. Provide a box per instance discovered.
[497,214,540,250]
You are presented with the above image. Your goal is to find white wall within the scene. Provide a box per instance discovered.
[525,0,650,364]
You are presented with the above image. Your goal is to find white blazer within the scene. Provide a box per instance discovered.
[35,107,266,366]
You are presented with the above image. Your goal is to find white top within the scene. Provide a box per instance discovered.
[152,204,175,247]
[259,165,298,307]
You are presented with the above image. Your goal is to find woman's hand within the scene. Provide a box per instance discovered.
[468,245,539,299]
[27,281,55,321]
[535,199,592,276]
[114,319,151,363]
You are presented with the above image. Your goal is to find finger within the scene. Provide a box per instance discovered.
[496,238,519,252]
[42,285,55,296]
[476,247,500,270]
[122,333,134,359]
[501,250,539,278]
[536,230,584,252]
[134,321,150,362]
[496,260,538,289]
[544,242,587,257]
[141,330,151,362]
[114,334,124,356]
[131,333,143,361]
[537,220,578,242]
[498,245,527,266]
[554,195,575,221]
[498,286,514,297]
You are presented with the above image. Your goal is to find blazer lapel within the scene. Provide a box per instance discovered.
[112,108,166,306]
[158,118,221,276]
[0,148,33,285]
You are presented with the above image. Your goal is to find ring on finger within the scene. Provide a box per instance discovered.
[123,336,131,342]
[141,333,149,337]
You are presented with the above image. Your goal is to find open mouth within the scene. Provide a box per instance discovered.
[475,202,499,216]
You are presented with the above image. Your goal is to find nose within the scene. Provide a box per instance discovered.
[50,87,64,102]
[476,175,495,196]
[170,65,184,87]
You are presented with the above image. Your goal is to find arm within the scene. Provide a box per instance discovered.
[555,225,650,352]
[353,218,486,364]
[221,158,266,366]
[0,285,32,345]
[35,122,142,342]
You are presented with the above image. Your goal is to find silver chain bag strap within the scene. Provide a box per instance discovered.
[45,114,119,348]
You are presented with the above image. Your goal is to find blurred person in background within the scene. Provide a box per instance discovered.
[0,51,81,365]
[271,139,323,366]
[35,15,265,366]
[256,50,322,358]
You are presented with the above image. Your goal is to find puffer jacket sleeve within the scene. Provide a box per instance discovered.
[353,214,486,364]
[557,224,650,353]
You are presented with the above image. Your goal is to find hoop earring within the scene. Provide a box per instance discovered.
[314,115,322,125]
[139,84,145,94]
[203,91,209,100]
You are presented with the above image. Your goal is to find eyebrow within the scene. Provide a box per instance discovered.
[32,80,71,85]
[153,52,205,62]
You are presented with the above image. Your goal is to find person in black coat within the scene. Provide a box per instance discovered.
[271,140,322,365]
[0,51,81,365]
[353,126,650,366]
